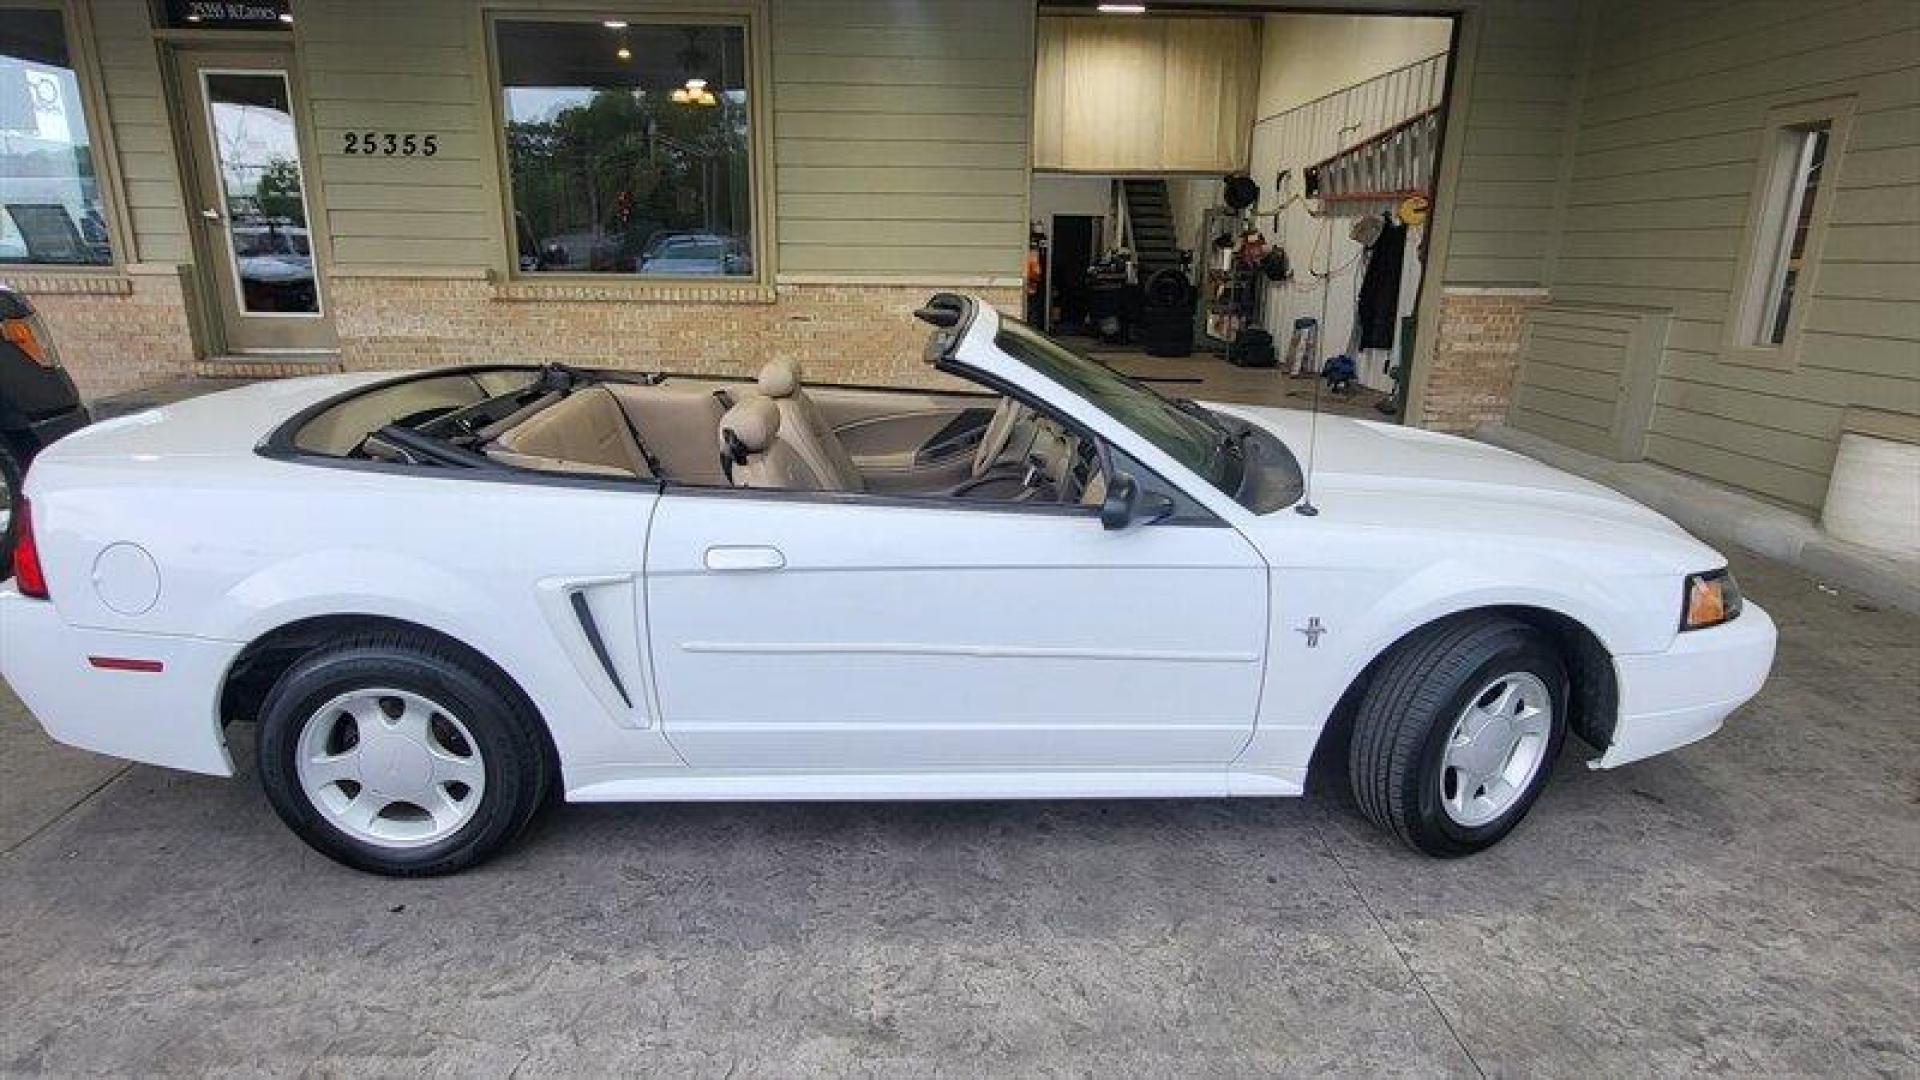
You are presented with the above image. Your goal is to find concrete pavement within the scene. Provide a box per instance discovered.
[1,549,1915,1076]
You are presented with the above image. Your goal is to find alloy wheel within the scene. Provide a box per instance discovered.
[1439,672,1554,827]
[294,688,487,849]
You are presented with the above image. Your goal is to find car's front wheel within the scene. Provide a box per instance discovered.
[1349,615,1568,857]
[256,632,550,876]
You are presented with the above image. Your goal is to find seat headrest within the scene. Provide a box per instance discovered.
[719,395,780,455]
[757,359,800,398]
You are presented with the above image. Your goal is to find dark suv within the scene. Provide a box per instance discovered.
[1,285,89,571]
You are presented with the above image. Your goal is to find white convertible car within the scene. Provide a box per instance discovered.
[2,294,1775,876]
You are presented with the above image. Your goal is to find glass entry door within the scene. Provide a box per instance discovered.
[176,48,335,353]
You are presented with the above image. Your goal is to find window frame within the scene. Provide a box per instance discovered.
[260,361,1223,527]
[655,363,1222,526]
[0,0,134,273]
[479,2,775,295]
[1722,95,1856,371]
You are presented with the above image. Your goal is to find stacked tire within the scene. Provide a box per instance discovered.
[1140,269,1195,358]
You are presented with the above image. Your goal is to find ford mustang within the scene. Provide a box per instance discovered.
[0,294,1775,876]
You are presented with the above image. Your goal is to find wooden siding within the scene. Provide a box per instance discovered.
[1551,0,1920,512]
[296,0,496,271]
[71,0,1574,290]
[1508,303,1671,461]
[771,0,1033,279]
[85,0,190,264]
[282,0,1036,280]
[1437,0,1584,287]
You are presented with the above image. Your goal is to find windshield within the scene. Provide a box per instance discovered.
[656,240,724,261]
[994,318,1245,497]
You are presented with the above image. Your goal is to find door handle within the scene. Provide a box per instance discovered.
[704,545,785,572]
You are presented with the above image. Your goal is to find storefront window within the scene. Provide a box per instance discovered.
[496,18,753,278]
[0,8,112,266]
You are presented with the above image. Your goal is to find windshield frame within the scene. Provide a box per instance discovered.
[989,317,1250,501]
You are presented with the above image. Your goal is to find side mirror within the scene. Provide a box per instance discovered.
[1099,473,1138,530]
[1100,473,1175,530]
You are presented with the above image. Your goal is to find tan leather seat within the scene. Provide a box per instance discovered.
[606,383,728,485]
[719,395,825,490]
[756,359,863,491]
[488,386,652,478]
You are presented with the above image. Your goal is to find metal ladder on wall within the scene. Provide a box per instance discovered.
[1305,107,1442,204]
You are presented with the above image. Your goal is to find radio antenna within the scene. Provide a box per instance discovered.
[1296,120,1362,518]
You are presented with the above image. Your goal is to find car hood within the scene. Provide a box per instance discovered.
[1210,403,1721,572]
[41,372,394,462]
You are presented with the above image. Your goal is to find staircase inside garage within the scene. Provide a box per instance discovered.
[1121,178,1183,277]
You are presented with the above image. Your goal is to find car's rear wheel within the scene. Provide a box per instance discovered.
[0,443,20,576]
[1349,615,1568,857]
[256,632,549,876]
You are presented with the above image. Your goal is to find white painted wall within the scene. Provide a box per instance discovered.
[1254,14,1453,120]
[1165,176,1218,258]
[1028,174,1113,274]
[1246,17,1451,390]
[1029,175,1113,229]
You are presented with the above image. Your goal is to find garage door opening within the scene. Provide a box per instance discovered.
[1029,5,1457,423]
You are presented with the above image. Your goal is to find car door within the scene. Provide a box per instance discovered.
[642,489,1269,773]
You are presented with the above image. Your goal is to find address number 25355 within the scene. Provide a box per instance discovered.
[341,132,439,157]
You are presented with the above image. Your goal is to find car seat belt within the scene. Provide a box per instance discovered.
[720,429,751,485]
[605,394,666,477]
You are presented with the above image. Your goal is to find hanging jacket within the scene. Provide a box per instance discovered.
[1356,217,1407,351]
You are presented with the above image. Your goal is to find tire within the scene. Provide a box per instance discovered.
[256,632,550,876]
[0,443,20,577]
[1349,615,1568,857]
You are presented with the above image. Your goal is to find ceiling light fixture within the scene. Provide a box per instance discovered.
[671,78,716,106]
[616,45,632,60]
[1097,3,1147,11]
[602,20,628,29]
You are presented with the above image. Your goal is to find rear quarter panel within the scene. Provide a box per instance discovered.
[26,453,682,781]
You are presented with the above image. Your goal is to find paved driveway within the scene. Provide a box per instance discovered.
[1,550,1914,1077]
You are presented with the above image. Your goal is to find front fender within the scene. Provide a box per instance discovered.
[1235,552,1674,774]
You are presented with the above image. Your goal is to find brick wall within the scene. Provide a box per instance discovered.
[328,278,1024,389]
[1417,286,1549,433]
[4,268,198,400]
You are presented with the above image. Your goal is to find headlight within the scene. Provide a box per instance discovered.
[1681,569,1744,631]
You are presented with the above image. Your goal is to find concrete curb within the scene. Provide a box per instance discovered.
[1475,424,1920,617]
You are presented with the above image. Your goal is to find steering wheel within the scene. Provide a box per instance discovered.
[971,395,1031,478]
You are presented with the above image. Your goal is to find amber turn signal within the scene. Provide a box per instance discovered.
[2,317,54,367]
[1682,570,1743,631]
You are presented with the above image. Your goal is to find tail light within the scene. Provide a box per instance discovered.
[12,498,48,600]
[1,315,58,368]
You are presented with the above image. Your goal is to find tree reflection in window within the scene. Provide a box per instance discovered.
[499,22,752,277]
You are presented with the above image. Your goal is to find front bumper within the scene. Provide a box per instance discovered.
[26,404,92,451]
[0,587,237,776]
[1593,600,1777,768]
